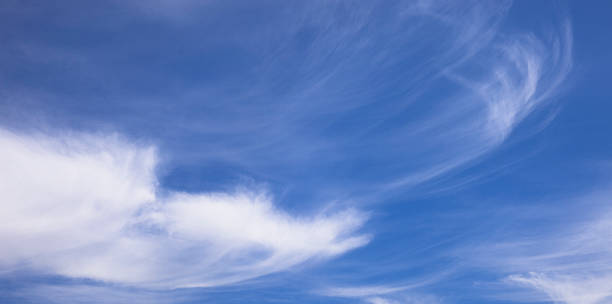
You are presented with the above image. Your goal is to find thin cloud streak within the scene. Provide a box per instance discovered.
[320,283,442,304]
[465,188,612,304]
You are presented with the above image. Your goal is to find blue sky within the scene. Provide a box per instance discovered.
[1,1,611,303]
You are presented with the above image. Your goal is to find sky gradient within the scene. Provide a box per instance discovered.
[1,1,612,303]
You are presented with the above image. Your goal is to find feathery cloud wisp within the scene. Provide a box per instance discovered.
[466,190,612,304]
[320,283,441,304]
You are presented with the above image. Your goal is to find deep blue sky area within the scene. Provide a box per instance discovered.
[1,1,611,304]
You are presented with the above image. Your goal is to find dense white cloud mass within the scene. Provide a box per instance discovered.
[0,129,157,266]
[0,129,369,288]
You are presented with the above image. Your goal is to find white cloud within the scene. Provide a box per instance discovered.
[386,19,572,189]
[320,283,441,304]
[366,297,400,304]
[502,209,612,304]
[477,25,572,142]
[0,129,369,288]
[0,129,157,267]
[321,285,412,298]
[508,272,612,304]
[468,191,612,304]
[159,192,368,257]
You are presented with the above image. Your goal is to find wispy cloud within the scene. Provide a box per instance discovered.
[508,272,612,304]
[0,1,583,303]
[6,284,192,304]
[321,284,415,298]
[0,1,572,201]
[320,283,442,304]
[0,128,369,288]
[388,17,573,190]
[464,188,612,304]
[504,208,612,304]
